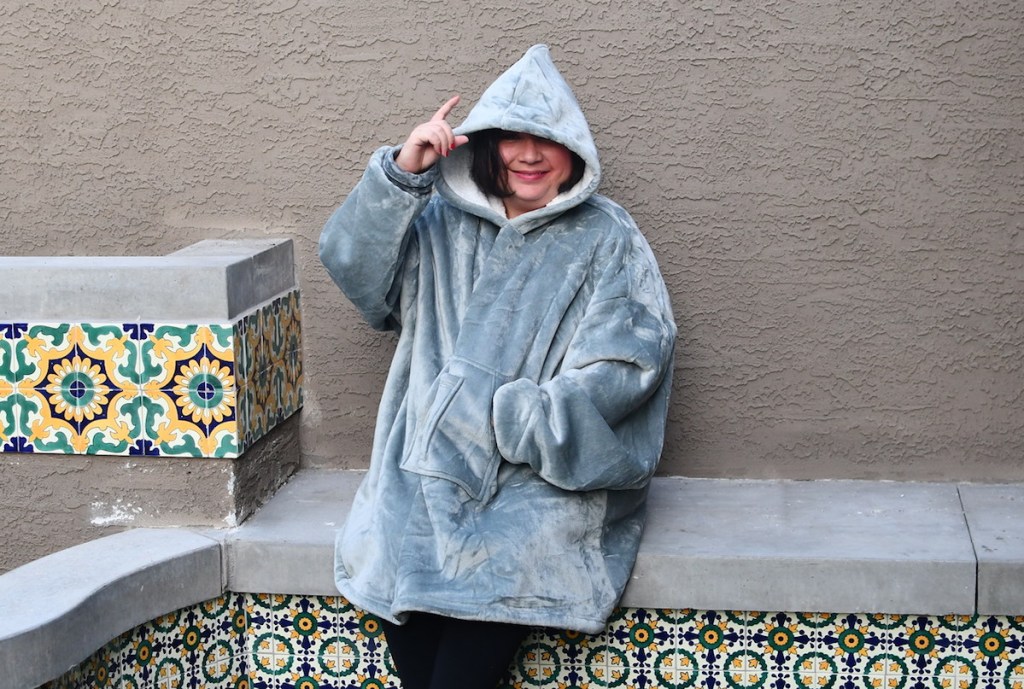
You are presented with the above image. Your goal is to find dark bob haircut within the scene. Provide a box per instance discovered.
[469,129,586,199]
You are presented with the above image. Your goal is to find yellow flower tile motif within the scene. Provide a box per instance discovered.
[200,640,233,685]
[833,622,872,658]
[518,643,561,686]
[1,289,303,458]
[863,653,907,689]
[973,626,1010,661]
[655,647,699,689]
[45,355,109,423]
[794,652,837,689]
[173,357,235,431]
[1007,659,1024,689]
[251,632,294,675]
[696,617,732,655]
[318,637,360,681]
[905,623,942,659]
[764,622,800,656]
[726,650,767,689]
[934,655,977,689]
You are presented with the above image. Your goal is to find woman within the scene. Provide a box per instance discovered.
[319,45,676,689]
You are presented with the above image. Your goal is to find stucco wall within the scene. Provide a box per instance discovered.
[1,1,1021,481]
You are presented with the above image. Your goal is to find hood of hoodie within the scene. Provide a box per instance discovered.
[436,45,602,231]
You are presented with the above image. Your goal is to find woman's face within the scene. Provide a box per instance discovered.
[497,133,574,218]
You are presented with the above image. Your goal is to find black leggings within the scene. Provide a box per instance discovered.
[378,612,531,689]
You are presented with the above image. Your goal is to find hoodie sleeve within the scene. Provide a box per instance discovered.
[491,230,677,492]
[318,146,438,331]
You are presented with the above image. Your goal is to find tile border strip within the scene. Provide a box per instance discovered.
[0,289,302,458]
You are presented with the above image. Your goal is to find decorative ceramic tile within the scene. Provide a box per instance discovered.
[241,595,392,688]
[142,323,238,458]
[1,289,303,459]
[136,595,248,688]
[40,596,1024,689]
[4,323,146,455]
[235,291,303,456]
[234,310,262,456]
[262,298,287,372]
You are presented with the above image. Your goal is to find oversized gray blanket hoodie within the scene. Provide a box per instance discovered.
[319,45,676,634]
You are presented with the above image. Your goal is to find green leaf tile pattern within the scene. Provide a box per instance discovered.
[39,594,1024,689]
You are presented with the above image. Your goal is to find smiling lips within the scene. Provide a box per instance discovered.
[510,169,549,181]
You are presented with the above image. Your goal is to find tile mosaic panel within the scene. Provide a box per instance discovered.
[42,594,252,689]
[235,290,303,456]
[40,594,1024,689]
[0,290,303,459]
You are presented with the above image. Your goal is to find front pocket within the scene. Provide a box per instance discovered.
[402,364,503,503]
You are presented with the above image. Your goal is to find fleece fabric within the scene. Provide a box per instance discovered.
[319,44,676,633]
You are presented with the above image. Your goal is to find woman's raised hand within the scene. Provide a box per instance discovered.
[394,95,470,173]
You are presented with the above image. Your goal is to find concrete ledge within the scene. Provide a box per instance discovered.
[0,528,223,689]
[624,479,976,613]
[960,484,1024,614]
[0,237,294,320]
[225,470,359,595]
[224,471,1015,617]
[169,238,297,318]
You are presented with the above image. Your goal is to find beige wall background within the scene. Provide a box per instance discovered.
[1,0,1021,482]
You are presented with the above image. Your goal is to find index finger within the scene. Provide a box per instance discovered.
[431,94,461,122]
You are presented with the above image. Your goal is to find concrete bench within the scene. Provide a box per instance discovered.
[225,470,1022,614]
[1,470,1022,689]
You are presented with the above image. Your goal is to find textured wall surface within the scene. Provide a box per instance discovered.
[0,415,300,574]
[1,1,1022,481]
